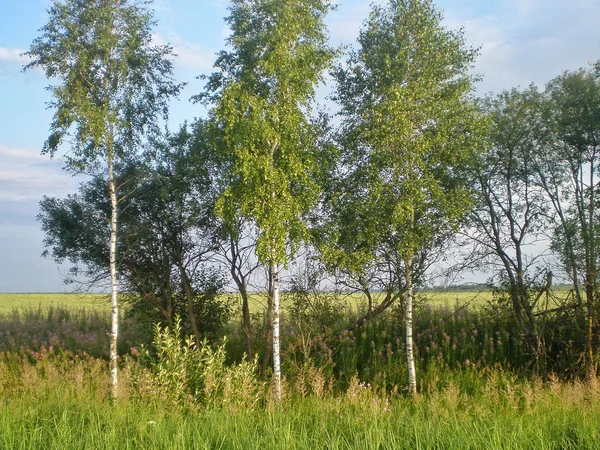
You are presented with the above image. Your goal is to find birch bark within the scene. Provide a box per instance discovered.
[108,151,119,398]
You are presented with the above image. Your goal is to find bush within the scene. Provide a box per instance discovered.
[131,318,264,411]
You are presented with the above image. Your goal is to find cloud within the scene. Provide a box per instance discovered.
[441,0,600,94]
[0,47,27,62]
[0,47,30,77]
[152,33,214,72]
[512,0,541,16]
[0,146,77,203]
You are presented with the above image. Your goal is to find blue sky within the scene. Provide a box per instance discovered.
[0,0,598,292]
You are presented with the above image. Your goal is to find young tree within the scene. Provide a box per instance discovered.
[536,64,600,377]
[328,0,485,395]
[25,0,181,397]
[199,0,335,401]
[214,216,260,361]
[38,123,230,344]
[465,87,550,368]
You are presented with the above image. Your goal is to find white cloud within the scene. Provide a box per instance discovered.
[441,0,600,94]
[0,146,47,161]
[152,33,214,72]
[0,146,76,202]
[0,191,28,202]
[512,0,541,16]
[0,47,31,78]
[0,47,27,64]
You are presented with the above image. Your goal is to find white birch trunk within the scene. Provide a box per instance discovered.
[271,262,282,402]
[405,257,417,396]
[108,155,119,399]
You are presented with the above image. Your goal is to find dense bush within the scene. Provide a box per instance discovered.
[131,319,264,410]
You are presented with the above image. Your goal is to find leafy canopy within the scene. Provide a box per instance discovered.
[25,0,182,172]
[199,0,335,265]
[322,0,486,274]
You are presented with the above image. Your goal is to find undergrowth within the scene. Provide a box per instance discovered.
[1,297,598,448]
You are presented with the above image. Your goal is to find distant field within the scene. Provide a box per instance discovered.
[0,293,110,315]
[0,286,571,316]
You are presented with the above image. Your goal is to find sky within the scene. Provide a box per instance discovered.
[0,0,599,292]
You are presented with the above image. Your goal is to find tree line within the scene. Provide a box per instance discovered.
[25,0,600,398]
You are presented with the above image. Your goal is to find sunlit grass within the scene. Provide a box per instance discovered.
[0,287,595,448]
[1,349,600,449]
[0,292,110,315]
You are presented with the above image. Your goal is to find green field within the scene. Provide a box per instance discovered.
[0,289,597,449]
[0,292,110,314]
[0,290,491,319]
[0,287,568,316]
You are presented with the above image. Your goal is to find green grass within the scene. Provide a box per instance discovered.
[0,290,597,449]
[2,351,600,449]
[0,293,110,315]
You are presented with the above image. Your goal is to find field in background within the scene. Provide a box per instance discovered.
[0,290,492,318]
[0,293,110,314]
[0,287,569,316]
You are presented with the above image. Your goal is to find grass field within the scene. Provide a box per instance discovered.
[0,287,568,317]
[0,289,596,449]
[0,290,493,322]
[1,342,600,450]
[0,292,110,314]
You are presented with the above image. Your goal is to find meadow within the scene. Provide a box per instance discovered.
[0,291,597,449]
[0,293,110,314]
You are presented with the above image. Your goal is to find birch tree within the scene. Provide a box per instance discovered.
[199,0,335,401]
[329,0,485,395]
[25,0,181,398]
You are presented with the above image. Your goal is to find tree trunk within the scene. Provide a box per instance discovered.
[272,262,282,402]
[585,282,596,378]
[585,155,597,379]
[108,155,119,399]
[261,267,273,376]
[229,235,254,360]
[179,263,202,348]
[405,257,417,396]
[241,289,253,360]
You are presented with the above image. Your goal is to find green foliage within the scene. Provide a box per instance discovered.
[132,319,264,411]
[25,0,182,169]
[37,123,230,337]
[201,0,336,265]
[542,64,600,284]
[320,0,486,284]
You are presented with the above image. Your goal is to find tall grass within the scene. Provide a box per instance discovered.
[2,349,600,449]
[0,292,597,448]
[0,304,150,358]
